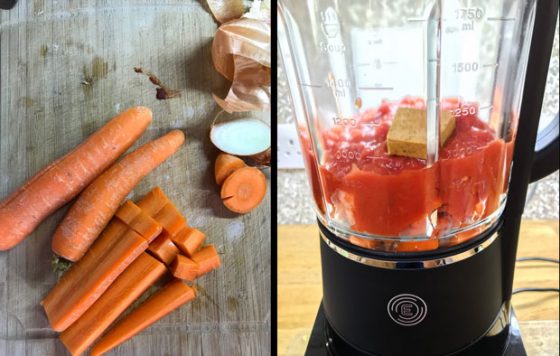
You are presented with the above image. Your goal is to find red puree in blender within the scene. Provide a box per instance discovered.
[301,97,515,252]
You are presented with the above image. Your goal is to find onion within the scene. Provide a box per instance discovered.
[211,18,270,112]
[206,0,247,24]
[210,111,270,163]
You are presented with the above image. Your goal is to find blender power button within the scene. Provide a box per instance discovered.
[387,294,428,327]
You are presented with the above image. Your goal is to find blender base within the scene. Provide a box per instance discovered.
[305,302,526,356]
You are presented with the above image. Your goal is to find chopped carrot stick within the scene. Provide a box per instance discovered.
[169,254,198,282]
[43,229,148,332]
[221,166,267,214]
[191,245,221,277]
[52,130,185,262]
[41,219,128,321]
[215,153,246,185]
[147,233,180,265]
[136,187,168,216]
[115,201,162,243]
[170,226,205,257]
[152,202,186,236]
[59,253,166,356]
[0,107,152,251]
[91,279,196,356]
[136,187,186,235]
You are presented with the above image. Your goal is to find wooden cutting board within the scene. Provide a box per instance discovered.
[0,1,270,355]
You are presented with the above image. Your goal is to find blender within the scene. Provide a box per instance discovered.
[278,0,559,355]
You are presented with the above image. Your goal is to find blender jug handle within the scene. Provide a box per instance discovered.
[530,112,559,182]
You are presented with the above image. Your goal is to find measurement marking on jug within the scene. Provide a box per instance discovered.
[327,75,351,98]
[452,62,479,72]
[482,63,499,68]
[332,117,357,127]
[299,83,322,88]
[455,8,484,20]
[479,105,493,110]
[487,17,516,22]
[407,17,427,22]
[358,86,394,91]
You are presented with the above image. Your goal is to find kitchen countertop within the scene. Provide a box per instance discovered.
[278,221,560,356]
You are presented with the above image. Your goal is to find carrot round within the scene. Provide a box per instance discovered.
[60,253,166,356]
[0,107,152,251]
[220,166,267,214]
[52,130,185,261]
[215,153,246,185]
[91,279,196,356]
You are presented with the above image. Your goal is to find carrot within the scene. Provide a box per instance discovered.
[136,187,169,216]
[0,107,152,251]
[221,166,267,214]
[136,187,186,235]
[43,229,148,331]
[91,279,196,356]
[60,253,166,356]
[170,225,205,257]
[152,202,186,236]
[191,245,221,277]
[115,201,162,243]
[215,153,246,185]
[147,233,181,265]
[169,254,198,282]
[52,130,185,261]
[41,219,128,321]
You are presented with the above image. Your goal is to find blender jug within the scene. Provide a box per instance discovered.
[279,0,539,251]
[279,0,558,355]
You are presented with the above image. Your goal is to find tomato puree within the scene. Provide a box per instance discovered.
[300,97,514,251]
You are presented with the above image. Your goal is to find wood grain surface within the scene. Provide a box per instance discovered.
[0,1,270,355]
[278,221,559,356]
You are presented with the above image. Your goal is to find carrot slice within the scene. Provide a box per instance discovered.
[115,201,162,243]
[52,130,185,262]
[43,229,148,332]
[191,245,221,277]
[169,254,199,282]
[220,166,267,214]
[59,253,166,356]
[215,153,246,185]
[152,202,186,236]
[136,187,169,216]
[91,279,196,356]
[147,233,180,265]
[0,107,152,251]
[170,226,205,257]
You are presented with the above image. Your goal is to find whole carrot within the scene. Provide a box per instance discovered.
[52,130,185,261]
[0,107,152,251]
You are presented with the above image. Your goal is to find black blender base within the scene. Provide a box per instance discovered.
[305,302,526,356]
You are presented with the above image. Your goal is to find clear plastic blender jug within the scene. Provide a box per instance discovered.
[278,0,537,253]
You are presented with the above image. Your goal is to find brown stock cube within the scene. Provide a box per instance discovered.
[387,107,456,159]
